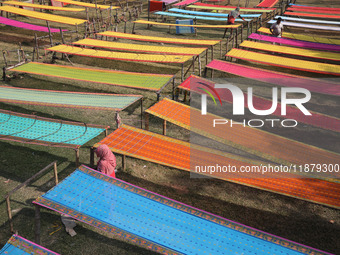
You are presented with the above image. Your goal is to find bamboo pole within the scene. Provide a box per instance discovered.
[34,205,41,244]
[53,162,58,185]
[46,21,53,47]
[6,197,13,233]
[145,112,149,130]
[163,120,167,136]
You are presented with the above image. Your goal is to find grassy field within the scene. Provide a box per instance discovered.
[0,0,339,254]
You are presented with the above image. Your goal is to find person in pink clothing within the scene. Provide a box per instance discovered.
[95,144,116,178]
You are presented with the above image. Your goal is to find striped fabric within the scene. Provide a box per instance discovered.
[0,6,86,25]
[12,62,173,92]
[0,235,59,255]
[3,1,84,11]
[47,44,193,63]
[95,125,340,208]
[0,86,142,111]
[257,27,340,45]
[240,40,340,61]
[0,110,107,147]
[72,38,207,55]
[97,31,221,46]
[226,48,340,75]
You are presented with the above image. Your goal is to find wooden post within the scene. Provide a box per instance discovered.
[183,90,187,102]
[132,22,136,34]
[163,120,167,136]
[140,98,143,129]
[206,48,209,66]
[240,24,243,43]
[86,7,89,21]
[2,66,6,81]
[172,77,175,100]
[95,0,99,21]
[247,21,249,38]
[34,205,41,245]
[198,55,201,76]
[3,51,8,67]
[219,41,222,58]
[181,64,184,82]
[75,149,80,167]
[90,147,95,167]
[46,21,53,47]
[109,4,112,25]
[145,112,149,130]
[192,56,195,73]
[100,9,103,25]
[53,162,58,185]
[6,197,14,233]
[122,155,126,171]
[211,45,214,61]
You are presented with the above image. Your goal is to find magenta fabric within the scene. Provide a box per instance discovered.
[161,0,178,5]
[249,33,340,52]
[180,74,340,132]
[257,0,278,7]
[207,60,340,96]
[0,16,67,32]
[174,0,198,7]
[95,144,116,177]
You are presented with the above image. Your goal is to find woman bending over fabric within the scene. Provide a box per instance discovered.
[95,144,116,178]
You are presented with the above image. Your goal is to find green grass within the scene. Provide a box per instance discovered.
[0,0,339,254]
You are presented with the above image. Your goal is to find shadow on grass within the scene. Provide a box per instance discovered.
[0,142,68,183]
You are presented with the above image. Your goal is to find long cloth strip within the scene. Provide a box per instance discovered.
[33,165,335,254]
[155,11,252,22]
[94,125,340,208]
[226,48,340,76]
[248,33,340,51]
[0,16,65,32]
[0,110,107,148]
[267,20,340,32]
[188,3,275,12]
[50,0,116,9]
[275,15,340,25]
[3,1,84,11]
[47,44,193,64]
[12,62,173,92]
[240,40,340,61]
[289,4,340,11]
[162,0,178,4]
[0,235,60,255]
[257,27,340,45]
[173,0,198,7]
[178,74,340,131]
[97,31,221,46]
[146,98,340,167]
[0,86,142,111]
[0,6,86,25]
[134,19,241,28]
[169,8,261,17]
[257,0,278,8]
[286,7,340,14]
[284,11,340,19]
[72,38,207,55]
